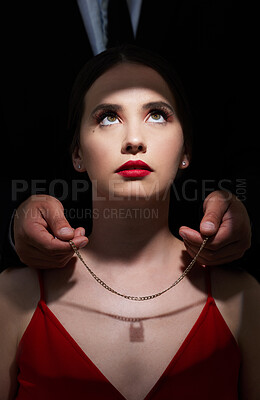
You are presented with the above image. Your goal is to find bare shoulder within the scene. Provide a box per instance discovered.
[0,266,40,318]
[213,265,260,331]
[211,266,260,399]
[210,266,260,326]
[0,267,40,399]
[210,265,259,303]
[209,266,259,341]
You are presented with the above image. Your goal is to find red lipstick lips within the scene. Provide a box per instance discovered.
[115,160,153,178]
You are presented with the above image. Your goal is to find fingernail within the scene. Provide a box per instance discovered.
[201,221,215,231]
[59,227,74,235]
[179,231,187,240]
[79,240,88,248]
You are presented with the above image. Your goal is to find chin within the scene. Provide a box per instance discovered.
[91,177,173,204]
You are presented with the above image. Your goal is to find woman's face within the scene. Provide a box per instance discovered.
[73,62,189,201]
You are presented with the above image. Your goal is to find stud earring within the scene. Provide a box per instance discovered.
[78,164,81,169]
[182,161,186,166]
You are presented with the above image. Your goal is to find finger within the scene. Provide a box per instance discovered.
[29,222,74,252]
[179,226,206,244]
[183,240,243,265]
[70,227,88,249]
[39,201,74,240]
[19,211,88,254]
[36,224,89,251]
[180,224,236,251]
[200,190,232,236]
[74,227,86,237]
[70,235,89,249]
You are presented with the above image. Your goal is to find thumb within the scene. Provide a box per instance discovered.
[200,190,231,236]
[40,202,74,240]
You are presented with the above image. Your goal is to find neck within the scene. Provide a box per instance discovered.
[86,195,176,266]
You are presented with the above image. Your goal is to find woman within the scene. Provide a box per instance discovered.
[0,45,259,400]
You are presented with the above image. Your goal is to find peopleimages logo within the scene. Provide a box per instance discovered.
[13,206,160,221]
[11,178,247,203]
[64,207,160,220]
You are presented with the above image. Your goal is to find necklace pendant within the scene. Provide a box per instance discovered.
[129,320,144,342]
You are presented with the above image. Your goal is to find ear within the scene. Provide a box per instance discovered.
[179,153,190,169]
[72,146,86,172]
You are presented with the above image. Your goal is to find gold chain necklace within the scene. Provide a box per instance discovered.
[69,237,209,301]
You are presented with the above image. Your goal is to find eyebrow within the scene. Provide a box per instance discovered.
[142,101,175,114]
[90,103,123,118]
[90,101,175,118]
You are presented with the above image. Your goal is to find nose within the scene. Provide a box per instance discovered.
[121,126,147,155]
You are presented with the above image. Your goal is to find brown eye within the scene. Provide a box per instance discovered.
[100,113,120,126]
[107,115,117,122]
[151,113,161,120]
[147,111,167,123]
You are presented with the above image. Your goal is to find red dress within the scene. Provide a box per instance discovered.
[15,270,241,399]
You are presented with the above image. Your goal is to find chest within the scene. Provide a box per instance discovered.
[46,289,207,400]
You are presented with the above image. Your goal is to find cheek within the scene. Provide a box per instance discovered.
[156,129,184,170]
[80,135,115,180]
